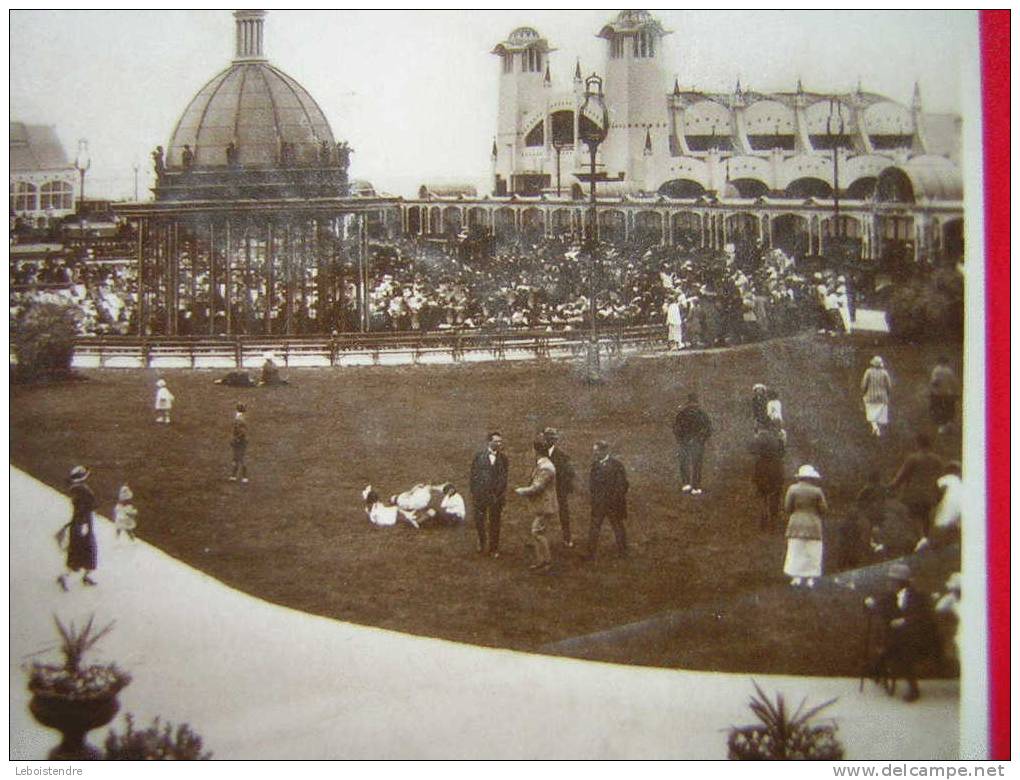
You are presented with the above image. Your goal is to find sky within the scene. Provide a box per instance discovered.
[9,10,977,200]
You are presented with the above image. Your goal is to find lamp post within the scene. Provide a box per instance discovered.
[74,139,91,216]
[579,73,609,380]
[826,99,844,259]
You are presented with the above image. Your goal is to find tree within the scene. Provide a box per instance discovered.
[12,301,80,381]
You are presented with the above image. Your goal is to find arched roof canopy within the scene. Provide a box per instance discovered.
[876,156,963,203]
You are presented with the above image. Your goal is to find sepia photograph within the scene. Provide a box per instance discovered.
[8,9,1003,762]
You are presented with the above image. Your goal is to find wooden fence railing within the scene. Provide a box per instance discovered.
[72,325,668,368]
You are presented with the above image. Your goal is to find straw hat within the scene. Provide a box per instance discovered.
[118,485,133,501]
[870,356,884,368]
[68,465,90,483]
[753,383,767,392]
[945,572,962,593]
[263,351,276,362]
[542,427,560,440]
[796,464,821,481]
[156,378,167,388]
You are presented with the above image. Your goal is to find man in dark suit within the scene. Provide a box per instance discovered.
[543,427,576,548]
[469,432,509,558]
[585,440,629,560]
[673,392,713,495]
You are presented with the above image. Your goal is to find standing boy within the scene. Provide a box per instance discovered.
[230,403,249,484]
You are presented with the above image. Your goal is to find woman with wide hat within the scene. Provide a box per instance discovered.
[860,355,893,437]
[783,464,828,587]
[57,465,98,590]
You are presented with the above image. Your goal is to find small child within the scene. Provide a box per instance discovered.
[113,485,138,541]
[230,402,249,484]
[154,378,175,424]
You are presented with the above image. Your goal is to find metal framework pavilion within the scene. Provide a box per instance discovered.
[116,195,400,337]
[113,10,402,337]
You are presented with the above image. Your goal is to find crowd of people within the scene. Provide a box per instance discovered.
[10,250,138,336]
[361,237,840,346]
[11,229,868,348]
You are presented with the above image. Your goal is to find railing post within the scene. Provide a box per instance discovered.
[235,336,242,368]
[142,339,151,369]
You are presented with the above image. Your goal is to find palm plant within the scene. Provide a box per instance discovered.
[727,681,844,760]
[28,614,130,700]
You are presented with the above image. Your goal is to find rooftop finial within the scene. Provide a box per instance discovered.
[234,10,267,62]
[673,77,681,97]
[644,128,652,155]
[912,80,922,108]
[544,63,551,84]
[796,76,804,94]
[574,58,582,81]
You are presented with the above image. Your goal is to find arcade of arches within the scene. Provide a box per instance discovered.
[400,200,963,265]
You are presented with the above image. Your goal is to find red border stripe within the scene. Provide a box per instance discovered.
[980,9,1010,761]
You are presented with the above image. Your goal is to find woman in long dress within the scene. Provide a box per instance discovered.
[783,464,828,587]
[58,465,98,590]
[861,355,893,437]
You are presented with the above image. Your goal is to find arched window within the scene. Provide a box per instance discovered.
[11,181,37,213]
[524,48,542,73]
[610,36,624,59]
[632,31,655,58]
[503,53,513,73]
[40,180,74,211]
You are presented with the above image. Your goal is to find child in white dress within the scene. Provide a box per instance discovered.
[113,485,138,541]
[154,378,175,424]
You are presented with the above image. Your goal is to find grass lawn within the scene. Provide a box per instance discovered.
[10,334,962,675]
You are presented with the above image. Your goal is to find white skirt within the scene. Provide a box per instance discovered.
[864,401,889,425]
[784,538,823,578]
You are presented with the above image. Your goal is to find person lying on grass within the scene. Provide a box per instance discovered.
[363,483,465,529]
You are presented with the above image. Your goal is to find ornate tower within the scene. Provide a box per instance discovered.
[491,26,554,195]
[598,10,672,188]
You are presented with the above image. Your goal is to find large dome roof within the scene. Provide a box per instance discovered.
[167,60,335,170]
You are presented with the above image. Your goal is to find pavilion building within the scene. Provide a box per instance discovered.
[403,10,964,267]
[116,10,399,336]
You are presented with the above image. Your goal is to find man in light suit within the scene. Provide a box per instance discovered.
[585,440,630,560]
[469,432,509,558]
[543,427,576,549]
[515,435,558,572]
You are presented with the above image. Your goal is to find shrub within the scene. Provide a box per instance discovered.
[104,714,212,760]
[727,682,844,760]
[885,269,964,342]
[11,301,80,381]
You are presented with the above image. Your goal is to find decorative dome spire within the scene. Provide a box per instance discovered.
[643,128,652,155]
[574,58,582,82]
[234,10,267,62]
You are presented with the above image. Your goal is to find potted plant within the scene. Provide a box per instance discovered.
[727,682,844,760]
[104,714,212,760]
[27,615,131,760]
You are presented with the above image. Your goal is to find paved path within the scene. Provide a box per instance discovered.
[9,467,956,759]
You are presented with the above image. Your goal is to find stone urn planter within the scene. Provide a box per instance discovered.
[29,689,122,760]
[26,616,131,760]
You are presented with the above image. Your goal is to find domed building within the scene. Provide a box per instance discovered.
[118,11,398,336]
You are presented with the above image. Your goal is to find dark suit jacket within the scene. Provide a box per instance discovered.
[673,404,713,443]
[469,449,509,506]
[548,446,575,497]
[590,456,629,517]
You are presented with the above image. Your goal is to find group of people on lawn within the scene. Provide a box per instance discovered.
[56,346,961,702]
